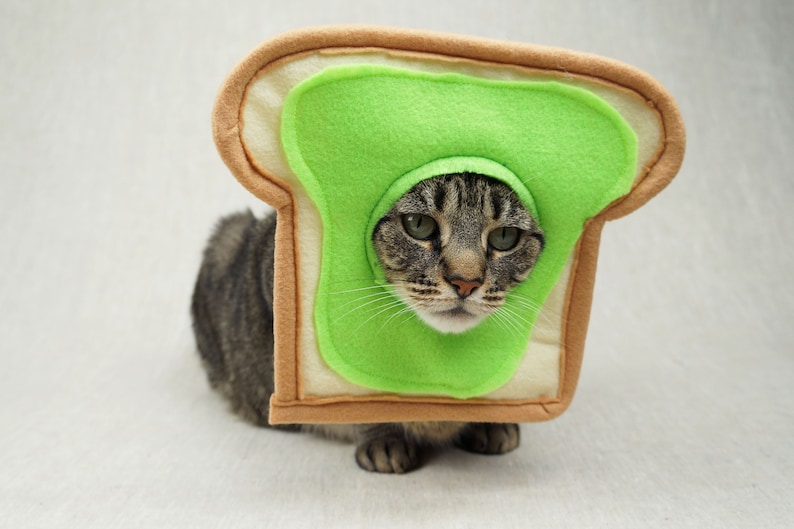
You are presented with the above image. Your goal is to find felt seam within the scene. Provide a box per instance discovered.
[250,46,648,113]
[557,225,588,401]
[274,394,561,407]
[291,202,305,401]
[268,398,561,424]
[556,218,606,406]
[556,243,581,400]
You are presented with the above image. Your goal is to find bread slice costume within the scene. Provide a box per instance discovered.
[212,26,685,425]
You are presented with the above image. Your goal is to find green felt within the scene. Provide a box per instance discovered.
[281,65,637,398]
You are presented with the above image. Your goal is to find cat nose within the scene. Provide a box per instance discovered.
[447,277,483,298]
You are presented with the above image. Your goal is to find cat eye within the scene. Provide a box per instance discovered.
[401,214,438,240]
[488,227,521,251]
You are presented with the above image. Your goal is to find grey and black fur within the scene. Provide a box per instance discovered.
[191,173,544,473]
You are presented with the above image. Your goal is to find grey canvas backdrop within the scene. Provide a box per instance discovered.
[1,1,791,527]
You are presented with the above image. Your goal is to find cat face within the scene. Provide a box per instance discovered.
[372,173,544,334]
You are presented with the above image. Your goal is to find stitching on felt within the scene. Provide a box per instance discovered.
[291,202,305,401]
[556,225,592,401]
[283,394,562,407]
[557,244,581,400]
[269,399,562,424]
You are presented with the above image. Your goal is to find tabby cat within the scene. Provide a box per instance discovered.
[191,173,544,473]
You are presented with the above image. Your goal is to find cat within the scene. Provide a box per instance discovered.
[191,172,545,473]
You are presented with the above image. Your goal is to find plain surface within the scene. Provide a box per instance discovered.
[1,1,791,527]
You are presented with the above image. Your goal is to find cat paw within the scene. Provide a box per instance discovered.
[456,423,520,455]
[355,435,419,474]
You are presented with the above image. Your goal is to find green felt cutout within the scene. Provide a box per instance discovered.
[280,64,637,398]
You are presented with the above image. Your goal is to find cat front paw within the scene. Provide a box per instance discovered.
[355,435,419,474]
[456,423,520,455]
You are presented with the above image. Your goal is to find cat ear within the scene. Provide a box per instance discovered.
[212,26,685,425]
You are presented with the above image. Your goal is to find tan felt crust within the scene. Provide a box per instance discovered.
[212,25,685,424]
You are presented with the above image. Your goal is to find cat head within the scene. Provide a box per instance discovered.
[372,173,544,334]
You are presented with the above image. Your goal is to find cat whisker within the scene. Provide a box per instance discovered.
[321,284,391,296]
[352,298,409,336]
[500,298,533,314]
[375,301,418,336]
[335,292,399,321]
[396,306,418,328]
[332,289,398,313]
[498,303,537,329]
[488,309,526,341]
[520,175,543,185]
[486,309,513,335]
[508,294,563,326]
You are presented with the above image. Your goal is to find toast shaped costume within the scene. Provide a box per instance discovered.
[212,26,686,425]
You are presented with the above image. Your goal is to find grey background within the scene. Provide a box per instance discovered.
[1,1,791,527]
